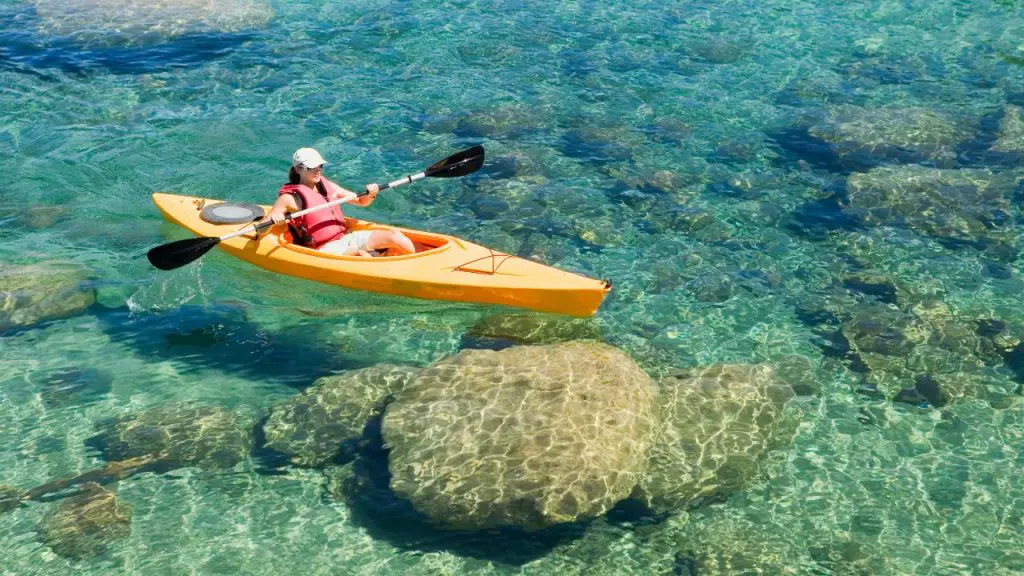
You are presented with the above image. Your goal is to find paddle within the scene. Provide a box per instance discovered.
[146,145,485,271]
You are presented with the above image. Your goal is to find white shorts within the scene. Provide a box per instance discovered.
[319,231,374,255]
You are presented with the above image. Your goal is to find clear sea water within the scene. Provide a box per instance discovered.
[2,0,1024,573]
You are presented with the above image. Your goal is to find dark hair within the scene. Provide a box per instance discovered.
[288,167,327,194]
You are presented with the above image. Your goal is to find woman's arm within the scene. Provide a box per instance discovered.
[265,194,299,223]
[327,181,379,207]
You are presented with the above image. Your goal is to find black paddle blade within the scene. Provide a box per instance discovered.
[425,145,485,178]
[147,236,221,271]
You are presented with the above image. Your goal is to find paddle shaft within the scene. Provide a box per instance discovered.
[379,170,427,191]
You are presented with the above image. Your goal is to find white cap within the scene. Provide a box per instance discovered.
[292,147,327,169]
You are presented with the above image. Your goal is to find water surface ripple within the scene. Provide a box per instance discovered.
[1,0,1024,573]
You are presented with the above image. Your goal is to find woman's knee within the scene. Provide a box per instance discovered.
[392,231,415,252]
[366,230,406,252]
[365,230,388,249]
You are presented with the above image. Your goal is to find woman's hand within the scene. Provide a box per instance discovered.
[262,193,298,230]
[266,209,287,225]
[365,183,380,197]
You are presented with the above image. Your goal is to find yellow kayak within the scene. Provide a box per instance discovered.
[151,192,611,317]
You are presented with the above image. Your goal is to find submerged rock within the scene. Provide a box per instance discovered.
[467,196,510,220]
[687,272,735,303]
[0,485,24,512]
[559,127,635,165]
[262,365,420,467]
[714,133,777,163]
[989,104,1024,161]
[34,0,272,45]
[773,354,823,397]
[517,232,568,264]
[39,483,131,559]
[23,454,158,503]
[804,106,970,169]
[838,302,1020,405]
[840,271,913,307]
[687,36,750,64]
[0,263,96,333]
[635,364,795,513]
[465,313,603,346]
[94,405,252,470]
[603,163,692,202]
[844,165,1023,246]
[676,510,881,576]
[448,106,546,140]
[774,69,852,108]
[841,305,917,357]
[382,342,657,531]
[0,204,70,230]
[642,201,729,240]
[645,116,691,144]
[322,462,359,502]
[839,54,927,86]
[38,367,113,407]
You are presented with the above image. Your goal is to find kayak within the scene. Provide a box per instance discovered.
[151,193,611,317]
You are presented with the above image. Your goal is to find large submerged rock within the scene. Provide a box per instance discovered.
[382,342,658,531]
[38,483,131,559]
[465,313,603,346]
[34,0,272,44]
[263,364,420,467]
[0,263,96,333]
[803,106,970,169]
[844,165,1023,246]
[94,405,252,470]
[839,302,1018,405]
[634,364,795,513]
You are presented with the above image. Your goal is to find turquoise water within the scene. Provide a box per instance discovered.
[3,0,1024,573]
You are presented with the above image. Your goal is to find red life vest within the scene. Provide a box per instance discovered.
[278,177,348,248]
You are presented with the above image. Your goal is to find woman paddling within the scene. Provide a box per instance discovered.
[264,147,415,257]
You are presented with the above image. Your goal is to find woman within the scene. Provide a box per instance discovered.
[264,147,416,257]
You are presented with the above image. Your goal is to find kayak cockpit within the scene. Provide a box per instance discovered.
[277,227,451,260]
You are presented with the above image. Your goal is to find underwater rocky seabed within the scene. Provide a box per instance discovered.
[3,0,1024,573]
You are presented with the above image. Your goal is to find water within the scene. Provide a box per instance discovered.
[2,0,1024,573]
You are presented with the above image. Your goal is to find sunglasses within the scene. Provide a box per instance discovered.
[298,164,324,172]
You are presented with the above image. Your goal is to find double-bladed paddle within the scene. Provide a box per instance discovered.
[146,145,485,271]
